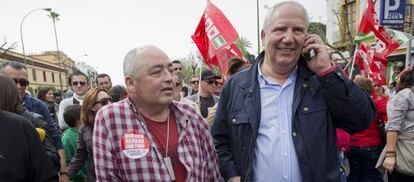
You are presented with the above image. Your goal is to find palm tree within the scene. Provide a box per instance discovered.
[235,36,253,59]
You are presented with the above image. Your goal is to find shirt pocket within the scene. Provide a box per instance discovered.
[228,113,251,162]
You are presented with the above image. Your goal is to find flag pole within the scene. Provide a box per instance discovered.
[198,62,203,104]
[349,44,359,78]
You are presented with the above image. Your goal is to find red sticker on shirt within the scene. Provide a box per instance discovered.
[121,131,150,159]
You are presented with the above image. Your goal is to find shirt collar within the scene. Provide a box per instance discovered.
[257,60,298,88]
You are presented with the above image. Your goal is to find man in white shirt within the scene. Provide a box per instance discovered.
[58,71,90,130]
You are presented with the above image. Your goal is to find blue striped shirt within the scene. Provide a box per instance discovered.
[252,65,301,181]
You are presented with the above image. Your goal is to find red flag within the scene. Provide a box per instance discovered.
[354,0,400,57]
[357,0,377,35]
[369,52,388,85]
[354,43,372,77]
[192,1,243,77]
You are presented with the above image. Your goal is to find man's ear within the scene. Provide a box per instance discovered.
[125,76,137,94]
[261,30,266,48]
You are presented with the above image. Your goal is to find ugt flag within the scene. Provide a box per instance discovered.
[192,0,243,77]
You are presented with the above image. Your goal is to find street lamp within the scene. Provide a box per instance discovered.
[20,8,52,66]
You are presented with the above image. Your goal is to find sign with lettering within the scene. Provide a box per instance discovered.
[380,0,406,26]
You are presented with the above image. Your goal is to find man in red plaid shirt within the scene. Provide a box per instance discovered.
[93,45,222,181]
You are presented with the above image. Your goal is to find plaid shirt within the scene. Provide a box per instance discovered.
[93,98,222,181]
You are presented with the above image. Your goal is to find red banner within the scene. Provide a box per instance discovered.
[192,1,243,77]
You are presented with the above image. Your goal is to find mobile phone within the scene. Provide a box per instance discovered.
[302,49,316,61]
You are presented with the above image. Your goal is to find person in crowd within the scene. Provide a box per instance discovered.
[62,105,87,182]
[93,45,221,181]
[373,83,390,100]
[37,86,59,124]
[212,78,224,96]
[109,84,128,102]
[172,60,192,97]
[58,71,90,130]
[96,73,112,90]
[172,73,198,110]
[382,68,414,181]
[0,109,58,182]
[0,61,69,181]
[67,88,111,182]
[189,75,199,95]
[206,57,251,128]
[0,74,61,173]
[54,91,63,105]
[186,69,221,118]
[387,81,397,97]
[348,76,385,182]
[211,1,376,181]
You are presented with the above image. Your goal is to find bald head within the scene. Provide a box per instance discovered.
[123,45,170,78]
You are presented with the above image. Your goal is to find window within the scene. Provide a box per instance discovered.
[43,71,47,82]
[32,69,37,81]
[52,73,55,83]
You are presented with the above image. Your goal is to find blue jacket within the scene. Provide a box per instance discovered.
[211,52,376,182]
[24,95,63,149]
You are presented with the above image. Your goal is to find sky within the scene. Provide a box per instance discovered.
[0,0,327,85]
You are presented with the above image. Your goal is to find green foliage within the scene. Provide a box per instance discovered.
[235,36,253,59]
[176,52,203,83]
[308,22,327,43]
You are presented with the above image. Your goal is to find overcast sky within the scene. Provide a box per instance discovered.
[0,0,327,85]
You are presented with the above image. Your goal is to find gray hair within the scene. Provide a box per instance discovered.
[0,61,27,73]
[262,1,309,31]
[123,48,139,77]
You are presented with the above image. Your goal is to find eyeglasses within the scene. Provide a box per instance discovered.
[207,80,217,85]
[190,80,199,85]
[94,97,112,106]
[173,67,183,71]
[13,78,30,86]
[72,81,86,86]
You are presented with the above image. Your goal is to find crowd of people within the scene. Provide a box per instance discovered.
[0,1,413,182]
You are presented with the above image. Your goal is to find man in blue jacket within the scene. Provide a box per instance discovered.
[211,1,376,182]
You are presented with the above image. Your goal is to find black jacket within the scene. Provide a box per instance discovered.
[0,111,58,182]
[19,109,61,172]
[211,52,376,181]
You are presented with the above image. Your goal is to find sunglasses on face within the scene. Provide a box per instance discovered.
[206,80,217,85]
[13,78,30,86]
[94,97,112,106]
[190,80,199,85]
[72,81,86,86]
[173,67,183,71]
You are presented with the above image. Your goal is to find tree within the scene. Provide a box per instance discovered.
[176,52,203,83]
[235,36,253,59]
[308,22,327,43]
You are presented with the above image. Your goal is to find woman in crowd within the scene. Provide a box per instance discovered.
[37,87,59,124]
[68,88,111,182]
[348,75,385,181]
[382,68,414,181]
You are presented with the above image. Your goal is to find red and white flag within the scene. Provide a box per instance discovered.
[191,1,243,77]
[354,43,372,77]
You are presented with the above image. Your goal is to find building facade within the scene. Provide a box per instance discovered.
[326,0,414,81]
[0,48,70,95]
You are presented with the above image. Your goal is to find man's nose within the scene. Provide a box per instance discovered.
[282,30,294,44]
[164,70,173,83]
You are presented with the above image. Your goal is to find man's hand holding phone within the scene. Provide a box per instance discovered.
[302,34,332,74]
